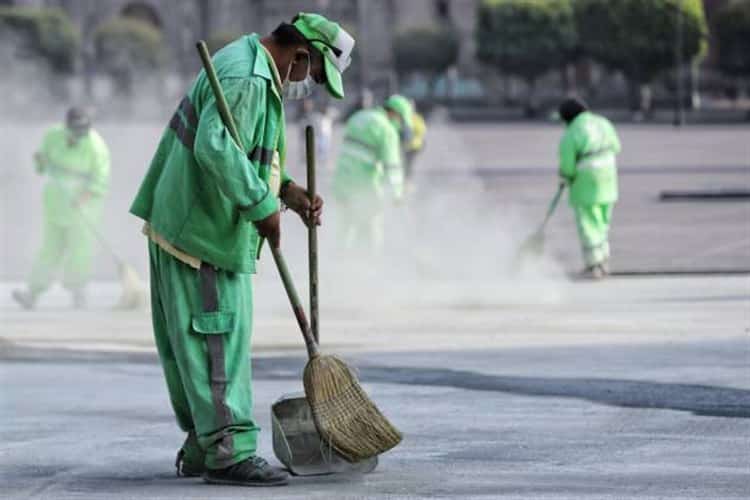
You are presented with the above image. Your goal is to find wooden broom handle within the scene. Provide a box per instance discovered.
[271,247,319,359]
[197,40,318,359]
[306,125,319,344]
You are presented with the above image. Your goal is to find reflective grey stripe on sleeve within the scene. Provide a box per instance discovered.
[198,264,234,466]
[179,96,198,129]
[169,111,196,151]
[248,145,274,166]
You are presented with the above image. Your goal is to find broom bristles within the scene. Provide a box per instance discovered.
[303,354,402,462]
[115,263,147,310]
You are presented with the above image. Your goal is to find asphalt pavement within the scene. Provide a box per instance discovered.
[2,338,749,500]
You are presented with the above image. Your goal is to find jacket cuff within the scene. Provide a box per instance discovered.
[240,189,279,222]
[281,169,294,185]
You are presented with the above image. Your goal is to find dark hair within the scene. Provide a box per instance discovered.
[558,97,588,123]
[271,22,308,47]
[66,106,91,130]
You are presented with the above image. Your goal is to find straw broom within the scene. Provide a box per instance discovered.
[196,41,402,462]
[51,178,147,310]
[514,182,566,264]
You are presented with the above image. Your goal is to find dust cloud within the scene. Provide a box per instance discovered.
[0,42,567,316]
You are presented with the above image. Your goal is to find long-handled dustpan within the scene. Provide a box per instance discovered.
[271,126,378,475]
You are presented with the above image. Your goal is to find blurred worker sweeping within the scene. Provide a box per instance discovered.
[557,98,621,279]
[12,107,110,309]
[403,100,427,192]
[129,13,353,487]
[333,94,413,251]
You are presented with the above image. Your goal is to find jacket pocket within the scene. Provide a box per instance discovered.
[191,311,235,335]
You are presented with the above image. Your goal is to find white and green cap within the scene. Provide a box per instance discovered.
[293,12,354,99]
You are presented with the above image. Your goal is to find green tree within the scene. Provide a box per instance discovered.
[476,0,577,115]
[574,0,708,114]
[0,6,80,73]
[93,16,166,96]
[393,25,460,97]
[714,0,750,79]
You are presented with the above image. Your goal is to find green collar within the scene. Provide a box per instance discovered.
[247,35,281,101]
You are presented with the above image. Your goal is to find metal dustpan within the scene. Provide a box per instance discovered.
[272,392,378,475]
[271,126,379,476]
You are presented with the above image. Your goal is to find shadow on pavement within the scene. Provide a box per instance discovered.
[3,344,748,419]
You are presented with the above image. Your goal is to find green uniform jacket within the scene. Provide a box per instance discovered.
[558,111,621,206]
[333,107,402,201]
[37,125,110,225]
[130,35,290,273]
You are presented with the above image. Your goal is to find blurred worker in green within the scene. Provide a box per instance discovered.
[403,101,427,191]
[12,107,110,309]
[333,94,413,250]
[557,98,621,279]
[130,14,353,487]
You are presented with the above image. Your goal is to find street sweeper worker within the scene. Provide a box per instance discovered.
[129,13,353,487]
[557,97,621,279]
[12,107,110,310]
[404,101,427,190]
[333,94,413,250]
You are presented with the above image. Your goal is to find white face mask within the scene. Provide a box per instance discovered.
[282,51,313,100]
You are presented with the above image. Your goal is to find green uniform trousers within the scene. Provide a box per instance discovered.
[336,198,384,253]
[573,203,613,267]
[29,208,99,293]
[148,240,258,469]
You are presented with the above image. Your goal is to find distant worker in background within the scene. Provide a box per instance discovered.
[12,107,110,309]
[558,98,621,279]
[403,100,426,193]
[333,94,413,251]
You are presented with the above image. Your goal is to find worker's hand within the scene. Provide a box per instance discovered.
[254,211,281,249]
[34,152,49,173]
[74,192,92,208]
[281,181,324,227]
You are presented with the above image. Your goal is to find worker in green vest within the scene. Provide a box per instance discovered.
[129,14,354,486]
[333,94,413,251]
[12,107,110,309]
[558,98,621,279]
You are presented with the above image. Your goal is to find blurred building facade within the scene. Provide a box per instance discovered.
[4,0,744,119]
[7,0,480,93]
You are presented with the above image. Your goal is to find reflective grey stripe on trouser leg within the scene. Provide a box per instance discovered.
[199,263,234,466]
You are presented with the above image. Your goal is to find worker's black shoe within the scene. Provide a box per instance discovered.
[12,289,36,310]
[175,448,205,477]
[600,259,611,275]
[175,431,205,477]
[579,265,605,280]
[203,455,289,487]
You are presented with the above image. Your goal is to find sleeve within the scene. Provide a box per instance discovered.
[34,128,56,173]
[558,129,577,181]
[87,134,111,196]
[194,78,278,222]
[607,120,622,155]
[381,127,404,200]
